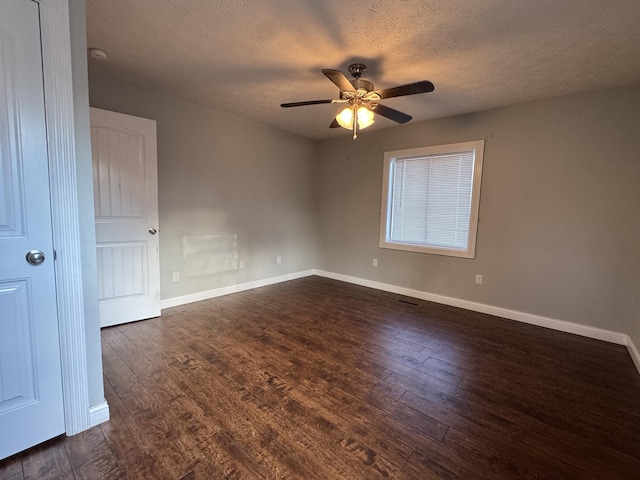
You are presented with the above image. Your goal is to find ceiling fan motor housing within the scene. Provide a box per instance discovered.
[351,78,374,92]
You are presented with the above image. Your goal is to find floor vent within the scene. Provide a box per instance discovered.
[397,299,421,307]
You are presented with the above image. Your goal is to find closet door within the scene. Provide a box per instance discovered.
[0,0,65,460]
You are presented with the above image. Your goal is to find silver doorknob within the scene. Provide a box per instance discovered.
[26,249,45,265]
[148,228,157,235]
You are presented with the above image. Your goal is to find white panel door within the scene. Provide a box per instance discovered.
[90,108,160,327]
[0,0,65,460]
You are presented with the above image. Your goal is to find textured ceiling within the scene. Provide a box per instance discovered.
[86,0,640,140]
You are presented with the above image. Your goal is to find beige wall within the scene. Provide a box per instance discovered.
[316,85,640,336]
[88,74,318,300]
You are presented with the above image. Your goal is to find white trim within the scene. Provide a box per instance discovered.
[627,337,640,375]
[160,270,315,309]
[39,0,91,435]
[89,401,110,427]
[313,270,629,346]
[380,140,485,259]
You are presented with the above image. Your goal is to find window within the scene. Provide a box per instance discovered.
[380,140,484,258]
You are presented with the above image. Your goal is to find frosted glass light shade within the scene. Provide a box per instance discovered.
[357,107,375,129]
[336,107,354,129]
[336,106,375,130]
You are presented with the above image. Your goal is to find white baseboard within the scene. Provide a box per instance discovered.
[159,268,639,376]
[313,270,629,346]
[89,400,110,427]
[160,270,315,309]
[627,336,640,374]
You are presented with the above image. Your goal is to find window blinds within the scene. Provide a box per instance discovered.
[389,151,475,250]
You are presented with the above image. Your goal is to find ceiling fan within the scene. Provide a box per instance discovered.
[281,63,434,139]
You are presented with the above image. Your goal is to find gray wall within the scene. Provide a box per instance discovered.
[88,74,318,300]
[631,305,640,356]
[87,70,640,355]
[70,0,104,408]
[316,85,640,337]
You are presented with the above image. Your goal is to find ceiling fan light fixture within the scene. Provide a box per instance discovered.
[336,106,374,130]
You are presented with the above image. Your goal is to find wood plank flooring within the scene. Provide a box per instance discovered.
[2,276,640,479]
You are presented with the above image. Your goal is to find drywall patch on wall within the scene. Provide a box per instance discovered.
[183,234,238,276]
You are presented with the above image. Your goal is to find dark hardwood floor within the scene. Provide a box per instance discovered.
[2,276,640,479]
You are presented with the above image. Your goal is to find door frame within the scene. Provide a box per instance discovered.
[38,0,91,435]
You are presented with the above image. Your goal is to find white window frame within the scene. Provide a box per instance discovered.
[379,140,485,258]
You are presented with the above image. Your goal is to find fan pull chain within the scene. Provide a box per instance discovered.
[353,104,358,139]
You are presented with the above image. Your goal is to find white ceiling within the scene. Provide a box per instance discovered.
[86,0,640,140]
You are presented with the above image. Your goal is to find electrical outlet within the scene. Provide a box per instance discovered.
[239,260,245,269]
[475,274,483,285]
[277,255,282,264]
[172,272,180,282]
[372,258,378,267]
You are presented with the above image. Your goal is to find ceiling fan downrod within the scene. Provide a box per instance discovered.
[347,63,375,93]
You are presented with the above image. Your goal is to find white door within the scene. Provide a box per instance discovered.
[90,108,160,327]
[0,0,65,459]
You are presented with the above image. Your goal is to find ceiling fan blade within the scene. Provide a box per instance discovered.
[373,104,412,124]
[322,69,356,92]
[280,99,334,107]
[375,80,434,99]
[329,118,341,128]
